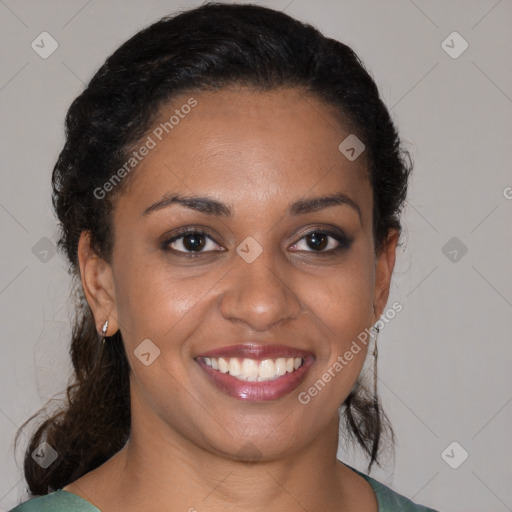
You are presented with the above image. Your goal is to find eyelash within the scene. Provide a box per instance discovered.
[162,226,352,258]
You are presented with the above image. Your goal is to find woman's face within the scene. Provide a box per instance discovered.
[81,87,397,460]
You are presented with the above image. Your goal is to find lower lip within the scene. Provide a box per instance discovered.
[196,357,314,401]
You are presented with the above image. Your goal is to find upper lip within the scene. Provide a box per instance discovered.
[197,344,314,361]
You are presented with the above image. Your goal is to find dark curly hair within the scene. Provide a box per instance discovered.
[15,2,412,496]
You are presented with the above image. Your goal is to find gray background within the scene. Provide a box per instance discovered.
[1,1,511,511]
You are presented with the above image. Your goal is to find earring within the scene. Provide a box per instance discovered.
[101,320,109,344]
[372,324,379,405]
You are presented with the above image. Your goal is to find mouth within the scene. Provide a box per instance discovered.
[195,344,315,401]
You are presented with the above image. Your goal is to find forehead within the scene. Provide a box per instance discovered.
[116,87,371,220]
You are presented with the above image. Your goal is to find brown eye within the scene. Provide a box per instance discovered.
[305,232,329,251]
[165,230,223,255]
[290,229,352,253]
[181,233,207,252]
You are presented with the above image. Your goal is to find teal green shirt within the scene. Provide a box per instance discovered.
[8,470,439,512]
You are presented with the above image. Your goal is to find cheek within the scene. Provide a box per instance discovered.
[309,250,375,335]
[301,247,376,396]
[112,250,219,362]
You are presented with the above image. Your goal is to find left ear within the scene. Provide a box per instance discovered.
[372,228,400,322]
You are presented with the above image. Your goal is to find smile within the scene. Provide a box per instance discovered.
[195,344,314,401]
[201,356,304,381]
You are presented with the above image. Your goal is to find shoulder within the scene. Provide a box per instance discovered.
[366,475,439,512]
[8,489,101,512]
[348,466,439,512]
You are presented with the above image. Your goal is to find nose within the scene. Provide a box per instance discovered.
[219,244,304,332]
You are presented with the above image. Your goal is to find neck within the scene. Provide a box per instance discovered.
[108,418,354,511]
[80,387,378,512]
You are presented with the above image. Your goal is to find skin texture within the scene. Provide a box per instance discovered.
[66,87,398,512]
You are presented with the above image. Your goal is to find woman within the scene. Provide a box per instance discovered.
[10,3,438,511]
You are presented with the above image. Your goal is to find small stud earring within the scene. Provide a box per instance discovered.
[101,320,109,343]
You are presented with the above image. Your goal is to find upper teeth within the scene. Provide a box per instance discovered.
[202,357,304,382]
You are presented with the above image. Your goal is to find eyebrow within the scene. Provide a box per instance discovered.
[142,192,361,220]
